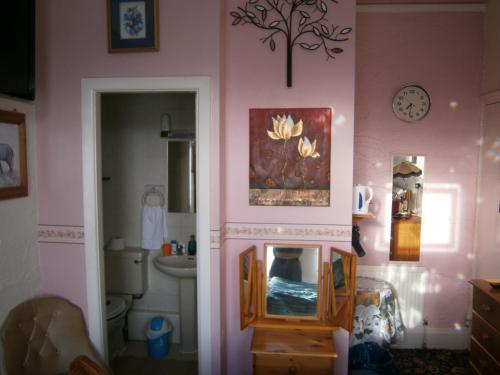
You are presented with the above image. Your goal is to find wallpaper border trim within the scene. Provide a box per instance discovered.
[38,225,85,244]
[223,222,351,242]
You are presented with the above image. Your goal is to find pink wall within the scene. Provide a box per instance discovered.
[35,0,221,372]
[358,0,484,4]
[36,0,220,224]
[474,0,500,279]
[223,0,356,373]
[35,1,483,372]
[354,12,482,328]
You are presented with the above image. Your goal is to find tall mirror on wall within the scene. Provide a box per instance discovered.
[264,244,321,319]
[167,141,196,213]
[390,155,425,261]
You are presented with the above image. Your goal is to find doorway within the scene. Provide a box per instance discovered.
[82,77,213,375]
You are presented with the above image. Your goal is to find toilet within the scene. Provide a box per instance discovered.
[104,248,148,359]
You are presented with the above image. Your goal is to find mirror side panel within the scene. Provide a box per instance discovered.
[240,245,257,330]
[330,247,357,332]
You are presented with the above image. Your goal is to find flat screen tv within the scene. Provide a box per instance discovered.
[0,0,35,100]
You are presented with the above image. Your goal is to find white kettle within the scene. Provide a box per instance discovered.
[353,184,373,214]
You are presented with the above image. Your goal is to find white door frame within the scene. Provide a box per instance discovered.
[81,77,212,374]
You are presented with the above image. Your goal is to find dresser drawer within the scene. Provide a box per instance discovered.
[473,288,500,331]
[254,354,333,375]
[470,338,500,375]
[472,312,500,360]
[469,362,482,375]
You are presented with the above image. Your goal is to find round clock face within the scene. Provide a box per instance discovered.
[392,85,431,122]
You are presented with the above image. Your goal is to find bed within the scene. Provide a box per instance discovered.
[350,276,405,347]
[266,276,318,316]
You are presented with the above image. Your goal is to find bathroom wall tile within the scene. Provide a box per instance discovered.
[133,291,179,312]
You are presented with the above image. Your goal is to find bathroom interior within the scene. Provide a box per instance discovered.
[100,92,198,373]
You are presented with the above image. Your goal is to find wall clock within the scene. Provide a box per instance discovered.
[392,85,431,122]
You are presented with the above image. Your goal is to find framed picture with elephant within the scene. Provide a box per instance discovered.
[0,110,27,200]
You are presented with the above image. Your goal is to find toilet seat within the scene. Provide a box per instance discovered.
[106,295,127,320]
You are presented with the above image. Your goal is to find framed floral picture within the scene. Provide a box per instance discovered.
[107,0,159,52]
[0,110,27,200]
[249,108,332,206]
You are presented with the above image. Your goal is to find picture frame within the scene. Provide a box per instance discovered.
[0,110,28,200]
[249,108,332,206]
[107,0,159,53]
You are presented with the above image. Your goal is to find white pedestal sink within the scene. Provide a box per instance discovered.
[153,255,197,353]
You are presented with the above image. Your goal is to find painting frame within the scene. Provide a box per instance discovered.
[249,108,332,206]
[0,110,28,200]
[107,0,159,53]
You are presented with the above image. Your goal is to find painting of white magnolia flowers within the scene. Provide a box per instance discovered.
[250,108,332,206]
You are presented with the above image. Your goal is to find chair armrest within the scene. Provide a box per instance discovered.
[69,355,112,375]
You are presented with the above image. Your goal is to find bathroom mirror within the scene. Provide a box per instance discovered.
[167,141,196,213]
[390,155,425,261]
[329,247,356,331]
[264,244,321,319]
[239,246,257,329]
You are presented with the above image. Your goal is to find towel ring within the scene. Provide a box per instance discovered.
[142,189,165,207]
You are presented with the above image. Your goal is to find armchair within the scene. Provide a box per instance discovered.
[0,296,111,375]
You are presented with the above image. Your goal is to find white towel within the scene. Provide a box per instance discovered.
[141,205,168,250]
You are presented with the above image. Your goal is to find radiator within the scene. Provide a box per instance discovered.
[356,264,428,348]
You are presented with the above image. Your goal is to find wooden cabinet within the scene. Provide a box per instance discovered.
[390,217,421,261]
[470,280,500,375]
[251,329,336,375]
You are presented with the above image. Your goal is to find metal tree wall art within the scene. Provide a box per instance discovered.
[231,0,352,87]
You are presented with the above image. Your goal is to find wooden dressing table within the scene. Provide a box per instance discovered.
[251,329,337,374]
[239,244,357,374]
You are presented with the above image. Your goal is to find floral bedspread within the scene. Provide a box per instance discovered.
[350,276,405,347]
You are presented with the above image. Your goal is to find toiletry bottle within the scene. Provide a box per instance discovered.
[188,234,196,256]
[170,240,177,255]
[162,242,172,256]
[178,243,185,255]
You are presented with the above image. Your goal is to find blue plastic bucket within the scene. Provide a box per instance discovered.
[146,316,171,359]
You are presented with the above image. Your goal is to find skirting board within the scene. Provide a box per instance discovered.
[391,327,470,350]
[391,327,424,349]
[426,327,470,350]
[128,308,180,344]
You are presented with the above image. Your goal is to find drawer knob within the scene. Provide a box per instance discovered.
[288,365,298,374]
[481,332,490,340]
[481,303,492,312]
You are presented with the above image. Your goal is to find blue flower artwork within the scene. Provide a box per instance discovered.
[123,6,144,37]
[119,2,146,39]
[108,0,158,52]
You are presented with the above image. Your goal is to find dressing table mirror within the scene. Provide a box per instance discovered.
[264,244,321,320]
[238,244,357,330]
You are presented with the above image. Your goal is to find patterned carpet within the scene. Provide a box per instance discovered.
[390,349,470,375]
[350,345,471,375]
